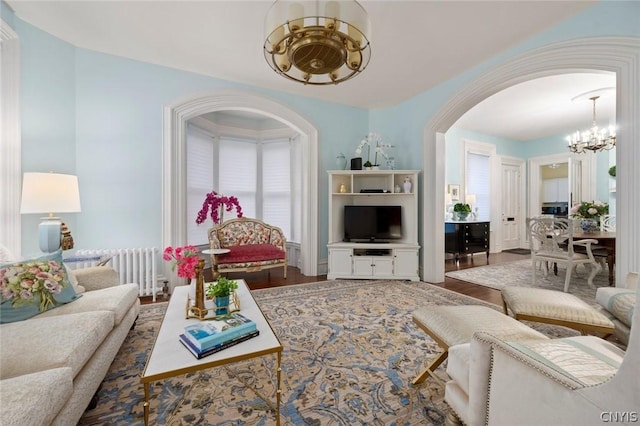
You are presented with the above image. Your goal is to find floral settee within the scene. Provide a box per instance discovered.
[208,218,287,278]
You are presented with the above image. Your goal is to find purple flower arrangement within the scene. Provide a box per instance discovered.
[195,191,243,225]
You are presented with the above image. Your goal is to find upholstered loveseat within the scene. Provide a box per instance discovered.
[0,264,140,425]
[208,217,287,278]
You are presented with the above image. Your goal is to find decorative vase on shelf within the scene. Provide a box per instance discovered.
[394,184,401,193]
[403,176,412,193]
[580,218,598,233]
[336,153,347,170]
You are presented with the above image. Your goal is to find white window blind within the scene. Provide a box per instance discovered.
[262,139,291,237]
[467,152,490,221]
[219,137,257,219]
[187,125,214,245]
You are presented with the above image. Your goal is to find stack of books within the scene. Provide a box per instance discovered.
[179,312,259,359]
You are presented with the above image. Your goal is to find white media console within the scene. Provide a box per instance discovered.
[327,170,420,281]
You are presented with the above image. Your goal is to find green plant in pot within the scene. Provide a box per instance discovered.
[206,276,238,315]
[453,203,471,220]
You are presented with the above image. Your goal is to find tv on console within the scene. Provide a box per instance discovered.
[343,205,402,242]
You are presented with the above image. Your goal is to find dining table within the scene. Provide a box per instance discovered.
[573,230,616,286]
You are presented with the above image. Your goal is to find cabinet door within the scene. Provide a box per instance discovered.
[556,178,569,202]
[394,249,418,277]
[542,179,557,202]
[373,257,394,276]
[329,248,353,277]
[353,256,374,276]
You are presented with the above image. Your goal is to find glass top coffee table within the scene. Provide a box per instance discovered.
[141,279,282,424]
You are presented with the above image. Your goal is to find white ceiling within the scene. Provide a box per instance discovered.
[8,0,616,141]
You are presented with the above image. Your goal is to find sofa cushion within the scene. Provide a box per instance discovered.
[218,244,285,264]
[596,287,636,328]
[0,310,114,379]
[0,250,80,324]
[0,367,73,426]
[36,283,139,326]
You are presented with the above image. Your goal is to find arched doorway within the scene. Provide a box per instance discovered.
[423,36,640,286]
[162,89,319,287]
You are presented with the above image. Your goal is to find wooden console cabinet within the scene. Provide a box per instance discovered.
[445,221,490,261]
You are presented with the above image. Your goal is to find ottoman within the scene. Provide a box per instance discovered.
[411,305,547,384]
[501,287,615,336]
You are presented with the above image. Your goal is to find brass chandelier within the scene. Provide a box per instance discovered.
[567,95,616,153]
[264,0,371,85]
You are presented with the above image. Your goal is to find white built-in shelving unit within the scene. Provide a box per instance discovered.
[327,170,420,281]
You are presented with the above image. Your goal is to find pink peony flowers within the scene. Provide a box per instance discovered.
[195,191,243,225]
[163,245,200,279]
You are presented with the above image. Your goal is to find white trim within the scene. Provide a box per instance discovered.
[0,20,21,256]
[423,36,640,286]
[162,89,318,288]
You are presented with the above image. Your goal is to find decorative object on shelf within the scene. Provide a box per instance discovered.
[339,183,347,193]
[403,176,412,193]
[336,152,347,170]
[20,172,82,253]
[195,190,243,225]
[394,184,401,193]
[579,218,599,233]
[263,0,371,86]
[386,157,396,170]
[453,203,471,221]
[350,157,362,170]
[567,93,616,153]
[609,165,616,177]
[466,194,478,220]
[206,276,239,316]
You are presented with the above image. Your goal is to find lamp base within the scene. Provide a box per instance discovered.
[39,218,62,253]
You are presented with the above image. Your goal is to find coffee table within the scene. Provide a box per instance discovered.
[140,280,282,424]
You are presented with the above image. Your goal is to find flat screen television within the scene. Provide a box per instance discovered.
[343,205,402,242]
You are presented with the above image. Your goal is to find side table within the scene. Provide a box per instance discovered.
[202,248,231,280]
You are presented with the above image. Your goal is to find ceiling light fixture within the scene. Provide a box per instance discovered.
[264,0,371,85]
[567,95,616,153]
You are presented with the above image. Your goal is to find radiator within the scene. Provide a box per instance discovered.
[71,248,160,301]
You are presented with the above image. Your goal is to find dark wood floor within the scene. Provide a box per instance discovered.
[143,252,529,305]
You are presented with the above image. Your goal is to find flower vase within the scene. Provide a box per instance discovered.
[403,177,412,193]
[580,218,598,233]
[215,295,230,315]
[336,153,347,170]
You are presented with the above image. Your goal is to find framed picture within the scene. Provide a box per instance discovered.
[448,184,460,201]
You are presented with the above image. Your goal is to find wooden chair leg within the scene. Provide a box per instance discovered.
[412,350,448,385]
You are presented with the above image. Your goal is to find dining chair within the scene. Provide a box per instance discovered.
[528,217,601,292]
[600,214,616,232]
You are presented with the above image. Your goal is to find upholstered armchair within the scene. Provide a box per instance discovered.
[444,272,639,426]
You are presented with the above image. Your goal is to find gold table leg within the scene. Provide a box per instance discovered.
[276,351,282,426]
[143,382,150,425]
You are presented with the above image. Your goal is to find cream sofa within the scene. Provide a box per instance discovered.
[444,272,639,426]
[0,266,140,426]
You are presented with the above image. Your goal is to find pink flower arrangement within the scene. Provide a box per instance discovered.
[163,245,200,279]
[195,191,243,225]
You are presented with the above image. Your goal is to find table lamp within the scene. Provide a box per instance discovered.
[20,172,81,253]
[466,194,478,220]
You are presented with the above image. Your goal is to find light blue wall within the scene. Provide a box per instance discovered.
[8,0,639,262]
[13,15,77,257]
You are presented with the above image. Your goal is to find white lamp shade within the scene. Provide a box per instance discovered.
[466,194,477,205]
[20,172,81,215]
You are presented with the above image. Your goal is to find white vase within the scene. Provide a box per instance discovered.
[336,153,347,170]
[403,177,412,193]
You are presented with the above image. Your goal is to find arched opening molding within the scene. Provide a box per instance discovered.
[423,37,640,287]
[0,19,21,256]
[163,89,318,287]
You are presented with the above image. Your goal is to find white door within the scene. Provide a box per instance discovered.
[501,162,521,250]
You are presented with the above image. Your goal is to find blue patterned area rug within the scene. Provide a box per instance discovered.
[445,259,612,306]
[79,280,577,425]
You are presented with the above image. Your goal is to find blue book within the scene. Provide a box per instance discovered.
[179,330,260,359]
[183,312,256,351]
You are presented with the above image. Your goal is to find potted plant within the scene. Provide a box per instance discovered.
[206,276,238,315]
[608,165,616,177]
[453,203,471,221]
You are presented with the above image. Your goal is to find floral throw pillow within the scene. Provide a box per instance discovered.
[0,250,80,324]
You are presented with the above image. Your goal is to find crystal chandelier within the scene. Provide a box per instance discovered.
[567,95,616,153]
[264,0,371,85]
